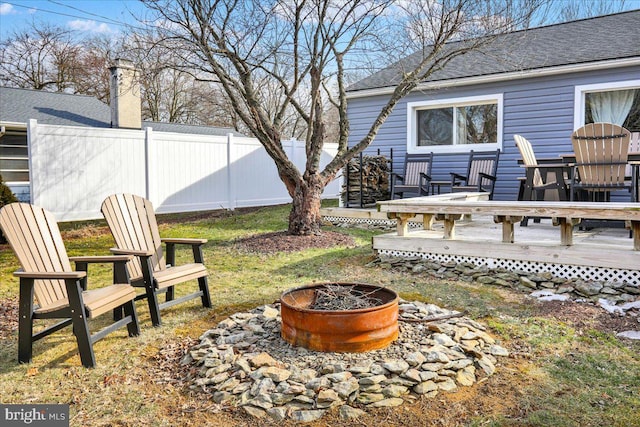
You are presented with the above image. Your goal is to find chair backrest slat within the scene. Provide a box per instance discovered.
[572,123,630,187]
[466,150,500,186]
[0,203,70,308]
[403,155,433,186]
[101,194,166,278]
[514,135,543,187]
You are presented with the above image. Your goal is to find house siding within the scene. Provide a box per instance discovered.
[347,65,640,201]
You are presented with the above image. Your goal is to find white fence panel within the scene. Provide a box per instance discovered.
[27,120,340,221]
[149,130,231,213]
[230,136,291,208]
[29,120,146,220]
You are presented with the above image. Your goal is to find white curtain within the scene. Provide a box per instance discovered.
[589,89,636,125]
[456,107,468,145]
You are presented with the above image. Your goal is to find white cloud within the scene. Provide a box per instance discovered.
[68,19,113,34]
[0,3,15,15]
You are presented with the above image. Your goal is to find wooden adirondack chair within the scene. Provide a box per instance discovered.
[101,194,212,326]
[570,123,632,202]
[391,153,434,199]
[450,149,501,199]
[515,135,571,198]
[0,203,139,368]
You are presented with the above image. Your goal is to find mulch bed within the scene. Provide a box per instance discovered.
[233,230,356,253]
[532,299,639,336]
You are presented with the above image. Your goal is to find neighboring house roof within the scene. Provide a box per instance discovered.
[1,86,111,127]
[0,86,238,136]
[348,10,640,94]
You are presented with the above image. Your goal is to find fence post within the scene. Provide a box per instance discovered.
[27,119,37,205]
[227,133,235,210]
[144,127,152,201]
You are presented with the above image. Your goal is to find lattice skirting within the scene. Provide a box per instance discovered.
[376,249,640,286]
[323,215,422,228]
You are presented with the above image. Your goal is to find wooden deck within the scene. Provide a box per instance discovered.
[321,205,640,285]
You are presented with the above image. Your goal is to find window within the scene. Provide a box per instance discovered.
[575,80,640,132]
[408,95,502,154]
[0,130,30,200]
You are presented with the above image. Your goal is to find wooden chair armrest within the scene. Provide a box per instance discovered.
[161,238,207,245]
[391,173,404,183]
[110,248,154,257]
[69,255,133,263]
[450,172,467,186]
[14,270,86,279]
[478,172,497,182]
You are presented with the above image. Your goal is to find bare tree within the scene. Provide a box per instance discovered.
[0,22,80,91]
[71,35,124,103]
[141,0,546,235]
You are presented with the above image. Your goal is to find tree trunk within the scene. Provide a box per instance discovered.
[287,173,326,235]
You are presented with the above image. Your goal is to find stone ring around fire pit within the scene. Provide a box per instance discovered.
[280,283,399,353]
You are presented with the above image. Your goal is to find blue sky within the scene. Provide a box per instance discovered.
[0,0,148,40]
[2,0,640,41]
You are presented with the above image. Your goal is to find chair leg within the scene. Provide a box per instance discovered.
[124,300,140,337]
[113,306,124,321]
[65,279,96,368]
[18,278,34,364]
[199,276,212,308]
[147,288,162,327]
[166,286,175,302]
[141,257,162,327]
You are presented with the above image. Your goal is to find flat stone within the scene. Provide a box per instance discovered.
[242,405,266,419]
[317,388,340,403]
[382,359,410,374]
[413,381,438,395]
[356,393,385,404]
[488,345,510,357]
[290,409,326,423]
[261,367,291,382]
[383,384,408,398]
[338,405,366,420]
[348,360,373,373]
[437,377,458,392]
[476,358,496,376]
[401,368,422,383]
[289,368,317,383]
[432,333,457,347]
[267,407,288,422]
[575,281,603,297]
[456,366,476,386]
[405,351,427,366]
[262,306,280,319]
[421,362,445,372]
[212,391,233,404]
[425,351,450,363]
[445,359,473,370]
[306,376,331,392]
[519,277,538,289]
[358,374,387,385]
[324,371,352,382]
[332,378,360,399]
[369,397,404,408]
[249,352,278,368]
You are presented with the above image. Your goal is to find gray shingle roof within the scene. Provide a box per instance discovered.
[0,86,111,127]
[348,10,640,93]
[0,86,238,136]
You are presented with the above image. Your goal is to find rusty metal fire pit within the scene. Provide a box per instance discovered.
[280,283,399,353]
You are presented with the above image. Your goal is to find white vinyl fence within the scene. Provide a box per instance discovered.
[27,120,340,221]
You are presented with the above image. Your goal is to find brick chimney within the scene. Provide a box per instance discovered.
[109,58,142,129]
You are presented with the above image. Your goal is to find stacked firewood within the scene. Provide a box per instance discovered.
[341,155,390,206]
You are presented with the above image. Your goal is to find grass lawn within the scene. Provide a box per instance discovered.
[0,201,638,426]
